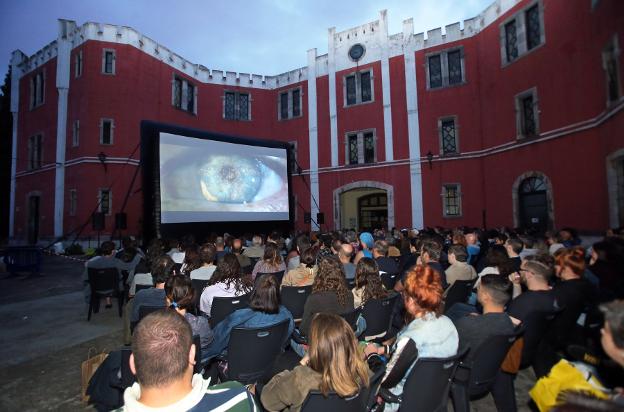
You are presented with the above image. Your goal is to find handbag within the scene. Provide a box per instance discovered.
[500,337,524,374]
[529,359,610,412]
[81,348,109,403]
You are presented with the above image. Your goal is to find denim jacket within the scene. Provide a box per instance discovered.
[203,305,294,360]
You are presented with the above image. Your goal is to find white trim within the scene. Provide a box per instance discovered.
[332,180,394,231]
[101,48,116,75]
[328,27,338,167]
[307,48,320,230]
[9,112,18,237]
[381,55,393,161]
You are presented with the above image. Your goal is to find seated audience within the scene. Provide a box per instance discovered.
[214,237,227,262]
[338,243,356,280]
[180,244,201,276]
[120,310,256,411]
[505,237,523,272]
[474,244,515,287]
[352,257,389,307]
[466,231,481,265]
[445,244,477,289]
[395,239,446,291]
[559,227,582,248]
[299,255,355,338]
[203,275,294,360]
[282,246,318,287]
[354,231,374,264]
[261,313,370,412]
[252,243,286,281]
[83,241,125,307]
[190,243,217,281]
[453,275,519,360]
[131,255,173,324]
[286,235,311,271]
[243,235,265,259]
[165,275,214,359]
[518,235,539,259]
[589,239,624,302]
[231,238,252,271]
[600,300,624,369]
[508,257,556,321]
[199,253,253,317]
[364,264,458,411]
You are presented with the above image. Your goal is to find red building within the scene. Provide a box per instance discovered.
[8,0,624,244]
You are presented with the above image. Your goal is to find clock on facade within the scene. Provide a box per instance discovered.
[349,44,365,61]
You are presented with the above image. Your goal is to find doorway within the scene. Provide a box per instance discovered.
[28,195,40,244]
[518,176,548,231]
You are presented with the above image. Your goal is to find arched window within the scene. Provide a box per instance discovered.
[512,172,554,231]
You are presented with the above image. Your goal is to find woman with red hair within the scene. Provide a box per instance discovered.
[551,247,596,347]
[364,264,458,411]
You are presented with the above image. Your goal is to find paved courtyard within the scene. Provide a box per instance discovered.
[0,254,536,411]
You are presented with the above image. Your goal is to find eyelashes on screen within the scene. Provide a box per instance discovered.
[199,155,282,204]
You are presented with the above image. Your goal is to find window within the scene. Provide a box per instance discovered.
[442,184,462,217]
[75,50,83,78]
[603,36,621,105]
[288,141,298,174]
[345,130,376,165]
[99,189,111,215]
[224,91,250,120]
[426,48,465,89]
[515,88,539,139]
[344,69,373,106]
[100,119,114,145]
[172,75,197,114]
[278,87,303,120]
[28,134,43,170]
[102,49,116,74]
[69,189,77,216]
[72,120,79,147]
[500,1,545,65]
[438,117,458,155]
[30,71,45,109]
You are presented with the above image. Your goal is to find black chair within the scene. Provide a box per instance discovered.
[347,278,356,289]
[380,271,400,290]
[87,268,123,320]
[209,294,250,327]
[361,293,400,341]
[191,278,210,312]
[443,279,476,313]
[340,307,363,332]
[301,387,369,412]
[130,305,164,333]
[173,262,183,274]
[248,257,260,268]
[255,271,285,287]
[450,327,524,412]
[224,319,290,384]
[281,285,312,320]
[135,283,152,293]
[380,346,469,412]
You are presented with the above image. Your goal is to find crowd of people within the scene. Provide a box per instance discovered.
[82,226,624,411]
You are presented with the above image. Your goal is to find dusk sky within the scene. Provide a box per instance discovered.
[0,0,492,86]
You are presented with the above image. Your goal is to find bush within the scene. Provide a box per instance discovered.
[65,243,84,255]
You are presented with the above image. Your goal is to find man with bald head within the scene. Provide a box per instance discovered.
[339,243,356,280]
[231,238,251,270]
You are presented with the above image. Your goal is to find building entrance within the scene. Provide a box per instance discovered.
[338,188,387,231]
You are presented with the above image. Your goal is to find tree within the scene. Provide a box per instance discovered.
[0,66,12,241]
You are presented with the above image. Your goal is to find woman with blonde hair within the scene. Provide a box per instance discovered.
[261,313,370,412]
[252,242,286,280]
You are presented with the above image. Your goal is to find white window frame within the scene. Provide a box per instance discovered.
[30,70,46,109]
[500,0,546,67]
[223,91,252,121]
[602,34,622,106]
[171,74,198,114]
[27,133,43,170]
[100,118,114,145]
[344,129,377,165]
[75,50,83,78]
[438,115,460,155]
[278,87,303,120]
[425,47,467,90]
[441,183,462,218]
[69,189,77,216]
[515,87,540,139]
[343,68,374,107]
[98,188,112,215]
[72,120,80,147]
[101,48,116,75]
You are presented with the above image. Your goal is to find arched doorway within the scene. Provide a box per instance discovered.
[512,172,554,231]
[333,181,394,231]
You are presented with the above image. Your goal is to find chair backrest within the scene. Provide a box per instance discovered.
[138,305,163,321]
[400,346,469,412]
[520,309,559,368]
[191,279,210,310]
[361,293,400,339]
[380,271,399,290]
[301,388,368,412]
[88,268,120,293]
[135,283,152,293]
[255,271,285,287]
[209,294,250,327]
[465,327,523,397]
[281,285,312,320]
[227,319,290,384]
[173,263,183,273]
[443,279,475,313]
[340,307,363,332]
[248,257,260,267]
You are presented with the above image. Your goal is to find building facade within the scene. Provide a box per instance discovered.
[8,0,624,244]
